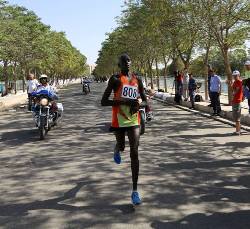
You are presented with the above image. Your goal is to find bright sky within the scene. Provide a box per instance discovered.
[7,0,124,65]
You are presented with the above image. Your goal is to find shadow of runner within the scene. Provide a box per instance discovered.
[0,181,135,217]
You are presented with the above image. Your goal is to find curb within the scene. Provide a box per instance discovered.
[153,96,250,132]
[0,80,81,112]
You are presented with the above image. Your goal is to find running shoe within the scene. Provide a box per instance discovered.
[131,191,141,205]
[113,151,121,164]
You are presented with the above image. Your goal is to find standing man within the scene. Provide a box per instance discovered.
[183,68,189,101]
[101,54,147,205]
[207,64,213,106]
[229,70,243,135]
[27,73,39,111]
[243,60,250,113]
[209,69,222,116]
[243,60,250,79]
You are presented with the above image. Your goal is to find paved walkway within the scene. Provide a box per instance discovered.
[0,83,250,228]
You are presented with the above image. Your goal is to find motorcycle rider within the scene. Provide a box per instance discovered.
[33,74,59,123]
[101,53,148,205]
[36,74,58,100]
[81,77,91,93]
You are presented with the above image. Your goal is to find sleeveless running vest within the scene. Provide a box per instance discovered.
[111,74,140,128]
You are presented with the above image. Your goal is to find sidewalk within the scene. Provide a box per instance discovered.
[0,91,27,111]
[0,79,81,112]
[153,91,250,127]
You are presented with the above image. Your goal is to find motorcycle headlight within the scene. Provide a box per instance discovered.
[40,98,48,106]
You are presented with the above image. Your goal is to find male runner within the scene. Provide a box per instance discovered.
[101,54,147,205]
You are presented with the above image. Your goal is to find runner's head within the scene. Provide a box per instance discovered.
[245,60,250,71]
[118,53,131,73]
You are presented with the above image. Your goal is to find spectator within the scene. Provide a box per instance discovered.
[209,69,222,116]
[243,60,250,113]
[174,70,183,104]
[183,68,189,101]
[230,70,243,135]
[207,64,213,106]
[188,73,197,109]
[27,73,39,111]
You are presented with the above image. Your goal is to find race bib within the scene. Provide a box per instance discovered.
[121,85,138,99]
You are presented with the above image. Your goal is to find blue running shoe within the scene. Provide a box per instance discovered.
[131,191,141,205]
[113,151,121,164]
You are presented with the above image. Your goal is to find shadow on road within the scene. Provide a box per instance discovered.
[1,83,250,228]
[151,210,250,229]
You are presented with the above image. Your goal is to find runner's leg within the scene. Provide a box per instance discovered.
[114,129,125,152]
[127,127,140,191]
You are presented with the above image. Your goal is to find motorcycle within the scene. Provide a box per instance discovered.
[138,99,153,135]
[83,83,89,95]
[31,90,63,140]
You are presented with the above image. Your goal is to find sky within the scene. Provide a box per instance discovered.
[7,0,125,65]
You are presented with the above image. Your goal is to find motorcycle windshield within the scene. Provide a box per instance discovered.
[32,89,53,98]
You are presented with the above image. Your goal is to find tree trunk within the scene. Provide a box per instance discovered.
[13,62,17,94]
[22,69,26,92]
[163,54,169,93]
[147,59,154,89]
[3,60,8,96]
[144,73,148,87]
[222,47,232,105]
[203,47,210,100]
[155,58,160,90]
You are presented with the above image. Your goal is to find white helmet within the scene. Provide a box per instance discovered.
[39,74,48,80]
[245,60,250,66]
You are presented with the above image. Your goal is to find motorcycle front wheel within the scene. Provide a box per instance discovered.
[139,110,145,135]
[39,116,47,140]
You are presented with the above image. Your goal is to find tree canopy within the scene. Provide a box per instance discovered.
[95,0,250,102]
[0,1,88,94]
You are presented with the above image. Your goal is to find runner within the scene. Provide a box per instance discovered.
[101,54,148,205]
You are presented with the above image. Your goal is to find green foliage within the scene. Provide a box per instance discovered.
[0,1,87,82]
[95,0,250,82]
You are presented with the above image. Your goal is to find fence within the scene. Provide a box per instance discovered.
[0,80,26,96]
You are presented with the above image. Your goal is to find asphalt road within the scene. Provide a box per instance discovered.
[1,82,250,229]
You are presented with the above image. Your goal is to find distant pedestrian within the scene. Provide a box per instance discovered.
[209,69,222,116]
[188,73,197,109]
[183,68,189,101]
[242,60,250,113]
[27,73,39,111]
[174,70,183,104]
[207,65,213,106]
[230,70,243,135]
[243,60,250,79]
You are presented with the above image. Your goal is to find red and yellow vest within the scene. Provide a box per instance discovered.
[111,74,140,128]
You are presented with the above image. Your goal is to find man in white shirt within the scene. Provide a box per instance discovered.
[27,74,39,111]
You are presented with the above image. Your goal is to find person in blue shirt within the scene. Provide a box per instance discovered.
[209,69,222,116]
[188,73,197,109]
